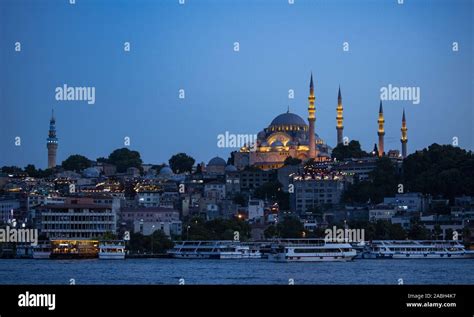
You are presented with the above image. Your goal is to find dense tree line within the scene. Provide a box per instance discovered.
[342,143,473,204]
[182,217,251,241]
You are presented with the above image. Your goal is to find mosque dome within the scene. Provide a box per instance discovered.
[159,166,174,176]
[208,156,226,167]
[269,112,307,127]
[225,164,238,172]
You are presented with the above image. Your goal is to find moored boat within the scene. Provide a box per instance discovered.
[32,242,51,259]
[268,239,357,262]
[363,240,473,259]
[168,240,262,259]
[99,240,126,260]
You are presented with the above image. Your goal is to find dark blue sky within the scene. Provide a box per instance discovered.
[1,0,472,168]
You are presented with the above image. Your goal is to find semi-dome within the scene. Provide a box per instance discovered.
[159,166,174,175]
[271,140,284,147]
[269,112,307,127]
[208,156,226,167]
[225,164,238,172]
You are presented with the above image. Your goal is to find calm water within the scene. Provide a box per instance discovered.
[0,259,473,285]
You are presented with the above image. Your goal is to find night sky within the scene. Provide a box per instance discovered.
[1,0,472,168]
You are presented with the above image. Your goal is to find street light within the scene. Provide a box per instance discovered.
[186,225,191,240]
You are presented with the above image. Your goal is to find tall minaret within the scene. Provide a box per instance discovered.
[47,109,58,169]
[336,86,344,145]
[401,108,408,158]
[377,101,385,157]
[308,73,316,158]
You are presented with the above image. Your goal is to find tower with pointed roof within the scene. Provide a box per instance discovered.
[47,109,58,169]
[308,73,316,158]
[377,101,385,157]
[336,86,344,145]
[401,109,408,158]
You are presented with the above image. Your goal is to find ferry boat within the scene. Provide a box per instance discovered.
[32,242,51,259]
[268,239,357,262]
[363,240,474,259]
[50,239,99,259]
[16,243,33,259]
[99,241,126,260]
[168,240,262,259]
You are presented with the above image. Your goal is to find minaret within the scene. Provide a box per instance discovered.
[47,109,58,169]
[336,86,344,145]
[377,101,385,157]
[308,73,316,158]
[401,108,408,158]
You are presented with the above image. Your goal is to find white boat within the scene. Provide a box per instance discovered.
[168,240,262,259]
[99,241,126,260]
[364,240,474,259]
[268,239,357,262]
[32,242,51,259]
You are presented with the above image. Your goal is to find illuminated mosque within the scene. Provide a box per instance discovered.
[233,73,409,171]
[234,74,332,170]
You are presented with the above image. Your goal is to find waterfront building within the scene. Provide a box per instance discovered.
[37,197,117,239]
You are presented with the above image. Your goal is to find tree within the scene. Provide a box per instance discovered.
[276,216,305,238]
[62,154,91,172]
[108,148,143,173]
[264,225,278,239]
[24,164,39,177]
[432,224,442,240]
[388,223,407,240]
[182,217,251,241]
[254,181,289,210]
[169,153,195,174]
[1,166,23,174]
[331,140,368,161]
[408,218,429,240]
[127,231,174,254]
[342,157,399,204]
[99,231,117,240]
[150,230,174,253]
[402,144,474,200]
[284,156,302,166]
